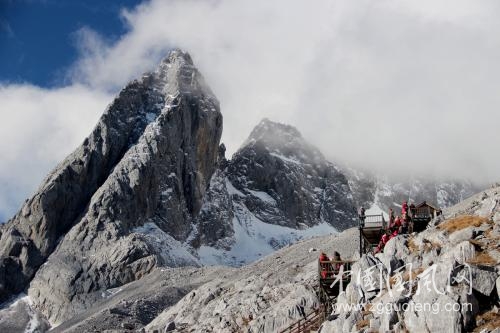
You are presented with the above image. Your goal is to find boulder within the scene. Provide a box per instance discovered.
[350,255,389,302]
[449,227,475,244]
[497,276,500,297]
[442,241,476,265]
[404,292,463,333]
[468,266,498,296]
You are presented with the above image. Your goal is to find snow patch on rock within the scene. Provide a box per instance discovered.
[133,223,200,267]
[198,203,337,267]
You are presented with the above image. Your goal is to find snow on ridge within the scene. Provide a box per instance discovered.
[0,293,48,332]
[247,189,277,205]
[198,203,337,267]
[225,178,245,197]
[132,222,199,267]
[269,152,302,165]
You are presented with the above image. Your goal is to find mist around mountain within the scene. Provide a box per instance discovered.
[345,167,481,218]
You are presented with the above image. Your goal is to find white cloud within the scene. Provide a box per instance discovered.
[1,0,500,219]
[0,84,110,221]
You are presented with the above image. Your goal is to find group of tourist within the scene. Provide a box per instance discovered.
[358,201,415,254]
[319,201,416,272]
[318,251,342,278]
[374,201,414,254]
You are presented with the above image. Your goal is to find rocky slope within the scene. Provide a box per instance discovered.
[321,184,500,332]
[0,228,360,333]
[346,168,479,216]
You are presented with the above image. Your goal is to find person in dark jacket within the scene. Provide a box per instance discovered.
[358,207,366,222]
[389,208,395,225]
[332,251,342,272]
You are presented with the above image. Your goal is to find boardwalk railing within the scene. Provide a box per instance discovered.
[410,207,431,219]
[359,214,386,254]
[279,306,325,333]
[359,214,386,228]
[318,260,354,281]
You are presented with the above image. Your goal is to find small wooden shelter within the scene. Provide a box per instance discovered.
[358,214,386,255]
[409,201,442,232]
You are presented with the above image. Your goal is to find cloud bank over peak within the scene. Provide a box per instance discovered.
[1,0,500,220]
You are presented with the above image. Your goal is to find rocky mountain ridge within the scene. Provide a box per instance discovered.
[190,118,358,266]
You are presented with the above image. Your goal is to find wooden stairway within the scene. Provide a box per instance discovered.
[278,306,325,333]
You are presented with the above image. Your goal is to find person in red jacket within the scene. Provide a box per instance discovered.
[319,252,329,262]
[394,216,402,228]
[402,201,409,215]
[375,229,392,254]
[319,252,330,278]
[400,212,410,234]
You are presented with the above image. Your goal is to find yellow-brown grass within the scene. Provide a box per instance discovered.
[408,235,440,254]
[467,252,498,266]
[361,310,372,317]
[408,237,419,253]
[241,314,254,326]
[423,240,441,253]
[438,215,489,233]
[473,310,500,332]
[356,319,369,330]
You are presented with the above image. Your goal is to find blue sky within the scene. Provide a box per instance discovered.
[0,0,141,87]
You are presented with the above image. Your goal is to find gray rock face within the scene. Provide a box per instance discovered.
[0,76,168,301]
[227,119,357,230]
[0,295,50,332]
[468,266,498,296]
[145,228,361,333]
[186,119,358,265]
[0,50,223,324]
[191,168,235,249]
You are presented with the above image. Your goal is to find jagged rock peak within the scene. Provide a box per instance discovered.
[248,118,302,142]
[147,49,217,102]
[242,118,325,165]
[225,118,357,233]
